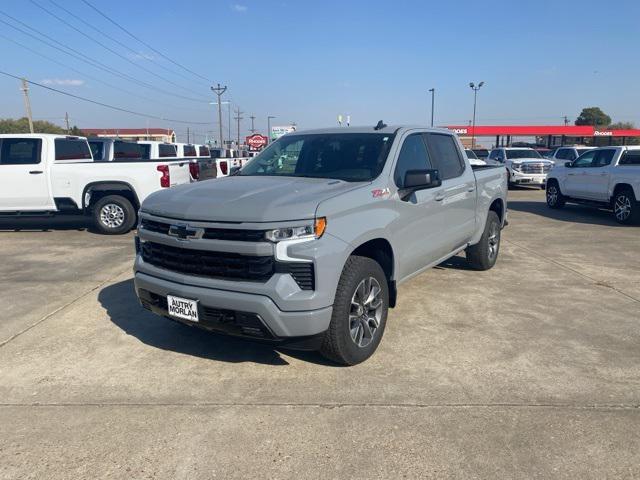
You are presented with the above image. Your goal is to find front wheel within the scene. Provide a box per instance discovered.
[320,256,389,365]
[546,181,566,209]
[92,195,136,234]
[466,211,501,271]
[613,188,638,225]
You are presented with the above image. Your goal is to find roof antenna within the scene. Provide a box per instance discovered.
[374,120,387,131]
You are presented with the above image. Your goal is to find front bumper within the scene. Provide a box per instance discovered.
[134,271,333,345]
[510,170,547,184]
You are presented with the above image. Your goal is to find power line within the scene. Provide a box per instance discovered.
[0,13,207,104]
[0,32,207,114]
[30,0,209,101]
[80,0,212,84]
[0,70,211,125]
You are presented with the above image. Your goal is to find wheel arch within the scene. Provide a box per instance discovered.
[350,238,397,308]
[612,182,635,201]
[489,198,505,225]
[83,181,140,211]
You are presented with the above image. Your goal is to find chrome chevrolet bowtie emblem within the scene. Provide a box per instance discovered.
[168,224,204,240]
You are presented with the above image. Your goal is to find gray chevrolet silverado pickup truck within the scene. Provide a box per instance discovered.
[134,125,507,365]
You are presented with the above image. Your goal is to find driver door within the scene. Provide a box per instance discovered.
[564,150,596,198]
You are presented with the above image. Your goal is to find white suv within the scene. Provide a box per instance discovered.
[487,147,554,188]
[548,146,593,163]
[546,146,640,224]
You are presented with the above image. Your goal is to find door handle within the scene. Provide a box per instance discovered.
[434,192,445,201]
[599,172,607,176]
[29,170,43,174]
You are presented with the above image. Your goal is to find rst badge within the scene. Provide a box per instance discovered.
[371,188,390,198]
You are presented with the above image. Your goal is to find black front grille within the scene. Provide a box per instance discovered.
[142,241,274,282]
[140,218,266,242]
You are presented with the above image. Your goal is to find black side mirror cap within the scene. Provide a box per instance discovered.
[400,169,441,200]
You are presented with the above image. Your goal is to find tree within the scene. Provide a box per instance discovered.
[0,117,65,134]
[575,107,611,127]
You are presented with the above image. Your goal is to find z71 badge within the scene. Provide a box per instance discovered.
[371,188,390,198]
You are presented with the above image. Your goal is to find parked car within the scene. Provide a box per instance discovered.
[196,144,216,180]
[488,147,554,188]
[547,146,594,164]
[465,149,487,166]
[546,146,640,224]
[88,138,149,162]
[174,143,215,181]
[134,125,508,365]
[0,134,191,234]
[138,141,178,160]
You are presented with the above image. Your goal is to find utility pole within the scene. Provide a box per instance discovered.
[428,88,435,127]
[234,108,244,147]
[210,83,227,147]
[187,127,190,143]
[563,115,569,126]
[64,112,70,133]
[20,78,34,133]
[249,115,256,133]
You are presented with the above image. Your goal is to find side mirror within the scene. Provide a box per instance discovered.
[400,169,441,200]
[564,161,573,168]
[229,166,241,176]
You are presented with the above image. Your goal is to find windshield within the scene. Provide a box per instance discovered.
[465,149,478,159]
[239,133,395,181]
[505,149,542,159]
[472,149,489,158]
[576,148,592,155]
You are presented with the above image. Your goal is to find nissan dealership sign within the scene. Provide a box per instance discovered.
[246,134,268,150]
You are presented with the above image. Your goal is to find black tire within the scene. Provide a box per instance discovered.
[466,211,501,271]
[320,256,389,366]
[612,187,639,225]
[92,195,136,235]
[546,180,566,209]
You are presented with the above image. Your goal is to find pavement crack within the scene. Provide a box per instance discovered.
[503,238,640,303]
[0,268,131,349]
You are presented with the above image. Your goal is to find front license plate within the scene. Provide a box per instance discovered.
[167,295,199,322]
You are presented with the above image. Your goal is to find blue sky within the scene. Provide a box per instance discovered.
[1,0,639,143]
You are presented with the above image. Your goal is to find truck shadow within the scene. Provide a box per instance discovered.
[507,200,623,227]
[98,279,336,367]
[0,215,97,233]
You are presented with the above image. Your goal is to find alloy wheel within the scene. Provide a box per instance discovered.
[614,195,632,221]
[100,204,125,228]
[547,185,558,205]
[487,221,500,261]
[349,277,383,348]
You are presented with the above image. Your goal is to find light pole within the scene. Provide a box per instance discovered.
[428,88,435,127]
[210,101,231,147]
[267,116,276,143]
[469,81,484,149]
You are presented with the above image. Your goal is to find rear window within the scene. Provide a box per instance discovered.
[159,144,176,157]
[138,144,151,160]
[89,141,105,161]
[505,149,542,159]
[55,138,92,160]
[198,146,210,157]
[619,150,640,165]
[0,138,42,165]
[183,145,197,157]
[113,141,142,160]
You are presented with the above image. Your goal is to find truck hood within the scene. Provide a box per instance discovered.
[509,158,553,164]
[141,175,365,223]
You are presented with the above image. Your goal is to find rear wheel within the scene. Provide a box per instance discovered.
[613,188,638,225]
[92,195,136,234]
[466,211,501,271]
[546,181,566,209]
[320,256,388,365]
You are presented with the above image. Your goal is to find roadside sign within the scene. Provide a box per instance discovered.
[245,134,268,151]
[270,125,296,140]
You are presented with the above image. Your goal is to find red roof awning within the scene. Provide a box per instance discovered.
[445,125,640,137]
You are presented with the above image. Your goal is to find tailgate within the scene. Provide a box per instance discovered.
[167,161,191,186]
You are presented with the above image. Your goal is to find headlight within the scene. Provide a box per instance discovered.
[512,163,523,172]
[265,217,326,242]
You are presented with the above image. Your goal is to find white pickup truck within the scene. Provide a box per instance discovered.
[0,134,191,234]
[546,146,640,224]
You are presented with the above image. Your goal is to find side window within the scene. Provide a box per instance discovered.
[0,139,42,165]
[555,149,567,160]
[54,139,92,160]
[138,144,151,160]
[113,141,142,160]
[89,141,105,161]
[425,133,465,180]
[593,149,615,167]
[619,150,640,165]
[393,134,432,187]
[572,150,596,168]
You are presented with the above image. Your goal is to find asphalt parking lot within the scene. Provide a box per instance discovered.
[1,188,639,479]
